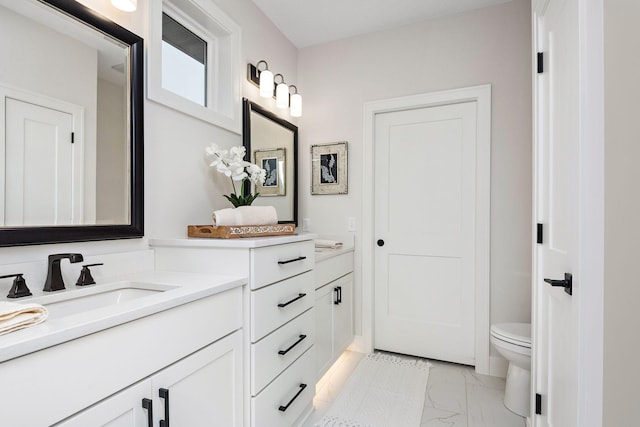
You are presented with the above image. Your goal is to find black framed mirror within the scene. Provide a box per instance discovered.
[242,99,298,225]
[0,0,143,246]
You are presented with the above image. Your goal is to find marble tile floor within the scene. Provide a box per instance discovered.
[303,350,526,427]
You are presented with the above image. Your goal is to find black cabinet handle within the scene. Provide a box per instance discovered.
[377,239,385,247]
[141,398,153,427]
[159,388,170,427]
[338,286,342,304]
[544,272,573,295]
[278,293,306,308]
[278,334,307,355]
[278,383,307,412]
[278,256,307,265]
[334,287,340,305]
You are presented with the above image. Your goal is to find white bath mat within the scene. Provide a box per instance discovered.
[314,352,432,427]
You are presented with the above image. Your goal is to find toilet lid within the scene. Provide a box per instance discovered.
[491,323,531,348]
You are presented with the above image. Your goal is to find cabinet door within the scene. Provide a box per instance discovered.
[53,381,151,427]
[315,284,334,376]
[333,273,354,355]
[151,330,243,427]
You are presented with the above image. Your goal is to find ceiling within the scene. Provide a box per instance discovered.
[251,0,516,48]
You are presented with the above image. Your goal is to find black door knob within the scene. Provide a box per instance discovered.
[377,239,385,247]
[544,272,572,295]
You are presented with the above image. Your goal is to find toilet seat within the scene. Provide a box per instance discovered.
[491,323,531,348]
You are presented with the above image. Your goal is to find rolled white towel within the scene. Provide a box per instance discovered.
[315,239,343,249]
[212,205,278,227]
[0,301,48,335]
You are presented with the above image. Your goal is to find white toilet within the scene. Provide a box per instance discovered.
[490,322,531,417]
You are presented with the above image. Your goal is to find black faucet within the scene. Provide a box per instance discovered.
[43,253,84,292]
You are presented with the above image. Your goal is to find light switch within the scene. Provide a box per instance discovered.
[347,217,356,232]
[302,218,310,232]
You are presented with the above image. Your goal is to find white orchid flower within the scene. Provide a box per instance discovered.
[229,146,246,161]
[205,143,266,206]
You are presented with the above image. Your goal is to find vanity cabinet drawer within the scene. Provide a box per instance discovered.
[314,252,354,289]
[251,347,315,427]
[250,241,314,290]
[251,308,315,395]
[251,271,313,341]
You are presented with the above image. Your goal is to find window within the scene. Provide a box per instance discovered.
[162,13,207,106]
[148,0,241,133]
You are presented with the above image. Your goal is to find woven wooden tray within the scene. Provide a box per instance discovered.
[187,223,296,239]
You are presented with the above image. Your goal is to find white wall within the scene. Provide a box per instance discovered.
[297,0,533,337]
[144,0,299,238]
[0,0,297,289]
[0,0,532,364]
[603,0,640,423]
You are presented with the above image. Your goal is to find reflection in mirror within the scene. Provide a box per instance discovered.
[243,99,298,225]
[0,0,144,246]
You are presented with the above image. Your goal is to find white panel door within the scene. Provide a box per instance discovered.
[374,101,477,365]
[5,98,77,226]
[533,0,579,425]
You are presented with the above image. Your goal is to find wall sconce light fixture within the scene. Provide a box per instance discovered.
[247,60,274,98]
[289,85,302,117]
[247,60,302,116]
[111,0,137,12]
[274,74,289,109]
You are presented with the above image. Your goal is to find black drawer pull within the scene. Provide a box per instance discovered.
[141,398,153,427]
[278,334,308,355]
[334,286,343,305]
[159,388,170,427]
[278,383,307,412]
[278,293,306,308]
[278,256,307,265]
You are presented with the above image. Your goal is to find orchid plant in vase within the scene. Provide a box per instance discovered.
[206,144,267,207]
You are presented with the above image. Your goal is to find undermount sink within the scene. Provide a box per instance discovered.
[30,282,178,319]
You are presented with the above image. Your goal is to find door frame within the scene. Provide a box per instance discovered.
[360,84,492,374]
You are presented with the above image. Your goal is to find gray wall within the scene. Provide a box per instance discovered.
[297,0,533,346]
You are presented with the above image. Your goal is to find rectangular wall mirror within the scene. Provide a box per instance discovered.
[0,0,144,246]
[242,99,298,225]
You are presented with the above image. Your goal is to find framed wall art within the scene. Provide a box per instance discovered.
[254,148,286,196]
[311,142,348,195]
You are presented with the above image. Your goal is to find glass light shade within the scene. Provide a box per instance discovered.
[111,0,137,12]
[290,93,302,117]
[276,82,289,108]
[259,69,274,98]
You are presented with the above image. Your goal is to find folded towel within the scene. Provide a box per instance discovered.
[315,239,343,249]
[0,301,48,335]
[212,205,278,227]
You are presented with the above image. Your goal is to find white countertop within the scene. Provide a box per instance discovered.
[315,243,355,263]
[0,270,246,363]
[150,233,316,248]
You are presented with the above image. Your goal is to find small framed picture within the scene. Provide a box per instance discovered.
[311,142,348,195]
[254,148,286,196]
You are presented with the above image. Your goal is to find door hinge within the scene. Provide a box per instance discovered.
[535,393,542,415]
[537,52,544,74]
[71,132,75,144]
[537,223,543,244]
